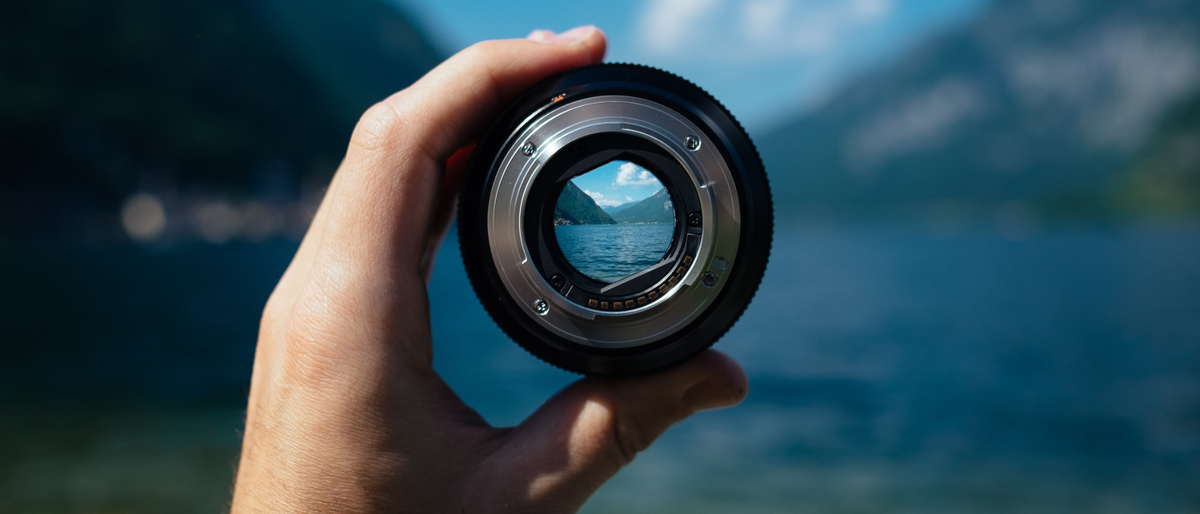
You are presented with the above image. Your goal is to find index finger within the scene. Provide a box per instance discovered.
[319,28,607,280]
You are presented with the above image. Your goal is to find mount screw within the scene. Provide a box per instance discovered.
[685,135,701,151]
[533,298,549,315]
[687,212,702,228]
[702,272,718,287]
[550,274,566,290]
[521,141,536,156]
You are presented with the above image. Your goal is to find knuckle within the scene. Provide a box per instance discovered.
[608,398,691,467]
[350,99,407,153]
[260,285,292,327]
[460,39,505,63]
[610,408,655,466]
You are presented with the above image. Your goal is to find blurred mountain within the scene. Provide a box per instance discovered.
[554,181,616,225]
[759,0,1200,223]
[0,0,443,242]
[611,188,676,224]
[1112,90,1200,216]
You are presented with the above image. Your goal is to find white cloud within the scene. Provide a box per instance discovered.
[639,0,724,54]
[639,0,895,59]
[583,189,624,208]
[744,0,788,45]
[614,162,662,187]
[851,0,892,19]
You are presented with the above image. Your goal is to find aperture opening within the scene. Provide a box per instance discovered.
[523,132,703,310]
[553,160,677,283]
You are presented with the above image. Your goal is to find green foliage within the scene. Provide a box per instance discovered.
[1110,92,1200,217]
[554,181,616,225]
[0,0,443,240]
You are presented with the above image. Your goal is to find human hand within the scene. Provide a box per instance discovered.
[230,26,748,514]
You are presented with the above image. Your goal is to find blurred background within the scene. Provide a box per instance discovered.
[2,0,1199,512]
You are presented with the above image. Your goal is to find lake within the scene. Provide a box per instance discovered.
[2,223,1199,513]
[555,223,675,282]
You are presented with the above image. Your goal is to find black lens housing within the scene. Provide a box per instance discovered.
[458,64,772,376]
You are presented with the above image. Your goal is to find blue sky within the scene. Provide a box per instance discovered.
[395,0,992,131]
[568,160,662,208]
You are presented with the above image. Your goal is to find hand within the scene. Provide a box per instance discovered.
[230,26,748,514]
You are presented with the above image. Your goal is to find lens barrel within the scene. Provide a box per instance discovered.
[458,64,772,375]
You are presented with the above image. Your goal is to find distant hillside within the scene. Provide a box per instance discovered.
[555,182,616,225]
[758,0,1200,223]
[1111,90,1200,216]
[613,188,675,224]
[602,204,634,215]
[0,0,444,241]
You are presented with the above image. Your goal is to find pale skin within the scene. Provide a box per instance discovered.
[231,26,749,514]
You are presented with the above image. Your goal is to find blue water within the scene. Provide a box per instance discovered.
[555,224,674,282]
[3,224,1200,513]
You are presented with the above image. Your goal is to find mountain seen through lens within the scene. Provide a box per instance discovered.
[553,160,676,283]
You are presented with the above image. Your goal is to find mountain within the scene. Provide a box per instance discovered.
[757,0,1200,223]
[602,203,635,215]
[612,188,676,224]
[0,0,444,241]
[1111,89,1200,216]
[555,182,616,225]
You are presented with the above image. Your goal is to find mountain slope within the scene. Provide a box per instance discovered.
[758,0,1200,223]
[0,0,444,241]
[613,188,675,224]
[602,203,635,215]
[555,182,616,225]
[1111,89,1200,216]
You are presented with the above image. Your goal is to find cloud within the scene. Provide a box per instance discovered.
[614,162,662,187]
[639,0,724,54]
[639,0,895,59]
[583,189,625,208]
[742,0,895,54]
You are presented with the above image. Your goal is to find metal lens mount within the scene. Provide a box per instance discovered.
[459,64,772,375]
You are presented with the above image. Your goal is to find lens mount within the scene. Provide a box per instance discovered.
[459,64,772,375]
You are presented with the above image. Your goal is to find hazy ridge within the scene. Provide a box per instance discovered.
[611,188,676,224]
[758,0,1200,224]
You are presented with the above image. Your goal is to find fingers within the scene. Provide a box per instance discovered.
[472,351,748,512]
[322,27,607,281]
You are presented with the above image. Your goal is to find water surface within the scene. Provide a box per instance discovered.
[3,224,1199,513]
[554,224,674,282]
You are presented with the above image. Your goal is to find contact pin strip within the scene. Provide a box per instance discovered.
[586,255,694,312]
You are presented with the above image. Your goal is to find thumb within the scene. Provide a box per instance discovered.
[473,351,748,512]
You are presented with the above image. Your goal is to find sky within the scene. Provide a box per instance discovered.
[395,0,992,131]
[568,160,663,208]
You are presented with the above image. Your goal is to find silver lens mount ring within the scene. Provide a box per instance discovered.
[487,95,741,349]
[458,64,772,375]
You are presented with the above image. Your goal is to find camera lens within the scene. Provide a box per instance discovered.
[459,64,772,375]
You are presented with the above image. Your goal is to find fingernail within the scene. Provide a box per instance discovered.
[543,25,596,45]
[682,378,744,412]
[526,29,554,42]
